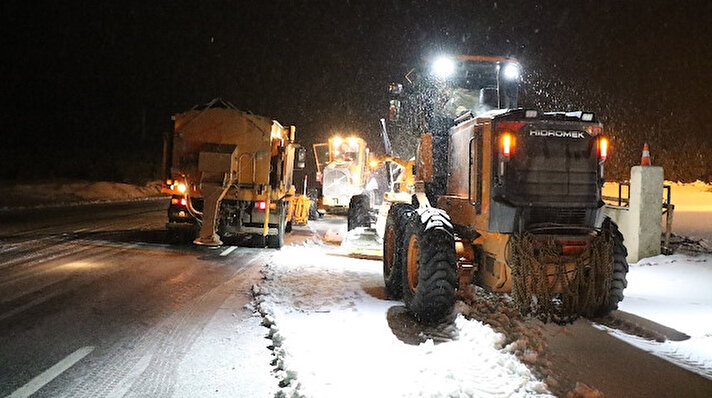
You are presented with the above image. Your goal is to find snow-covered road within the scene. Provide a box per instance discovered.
[254,241,551,398]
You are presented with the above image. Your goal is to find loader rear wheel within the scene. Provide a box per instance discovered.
[401,208,457,323]
[383,204,415,299]
[347,194,371,231]
[594,218,629,316]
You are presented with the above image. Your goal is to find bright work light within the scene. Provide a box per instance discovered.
[502,63,520,80]
[431,56,455,79]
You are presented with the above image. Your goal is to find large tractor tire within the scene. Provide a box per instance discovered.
[347,194,371,231]
[594,218,629,316]
[401,208,457,323]
[382,203,416,299]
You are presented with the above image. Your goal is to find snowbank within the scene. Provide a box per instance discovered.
[0,180,165,209]
[253,242,552,397]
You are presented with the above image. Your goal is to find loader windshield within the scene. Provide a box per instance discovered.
[429,57,520,118]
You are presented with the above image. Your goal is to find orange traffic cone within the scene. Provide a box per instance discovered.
[641,143,651,166]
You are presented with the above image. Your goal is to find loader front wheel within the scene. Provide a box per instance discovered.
[401,208,457,323]
[594,218,629,316]
[347,194,371,231]
[383,203,415,299]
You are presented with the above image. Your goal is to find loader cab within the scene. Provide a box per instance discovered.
[428,55,520,119]
[387,55,521,143]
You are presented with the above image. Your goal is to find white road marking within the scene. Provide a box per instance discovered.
[220,246,237,256]
[8,346,94,398]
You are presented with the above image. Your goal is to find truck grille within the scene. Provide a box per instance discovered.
[528,207,588,226]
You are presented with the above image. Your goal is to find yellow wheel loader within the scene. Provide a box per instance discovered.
[382,56,628,323]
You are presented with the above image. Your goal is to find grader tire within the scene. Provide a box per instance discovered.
[401,208,457,323]
[347,194,371,231]
[595,218,629,316]
[382,203,415,299]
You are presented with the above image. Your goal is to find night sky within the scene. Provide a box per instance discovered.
[3,0,711,182]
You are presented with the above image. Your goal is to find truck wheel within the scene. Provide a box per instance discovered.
[267,206,286,249]
[168,226,197,244]
[307,189,319,220]
[595,218,629,316]
[401,208,457,323]
[347,194,371,231]
[383,203,415,299]
[285,220,293,233]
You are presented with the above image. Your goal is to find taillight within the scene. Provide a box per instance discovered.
[257,201,267,210]
[171,198,188,206]
[501,133,514,157]
[599,137,608,161]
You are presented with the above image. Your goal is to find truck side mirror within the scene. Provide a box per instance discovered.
[295,147,306,169]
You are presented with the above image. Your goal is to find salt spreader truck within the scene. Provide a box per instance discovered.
[162,99,306,248]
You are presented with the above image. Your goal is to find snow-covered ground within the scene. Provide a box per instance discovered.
[597,252,712,381]
[597,180,712,381]
[252,240,552,398]
[0,180,164,210]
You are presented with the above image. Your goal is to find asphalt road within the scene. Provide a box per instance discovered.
[0,199,284,397]
[2,199,711,397]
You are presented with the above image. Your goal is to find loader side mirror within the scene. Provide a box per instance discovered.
[295,147,306,169]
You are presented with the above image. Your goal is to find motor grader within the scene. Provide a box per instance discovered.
[382,55,628,323]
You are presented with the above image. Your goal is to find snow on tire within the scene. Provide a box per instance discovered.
[401,208,457,323]
[595,218,629,316]
[347,194,371,231]
[383,203,415,299]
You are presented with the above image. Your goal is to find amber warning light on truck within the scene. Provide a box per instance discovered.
[599,137,609,161]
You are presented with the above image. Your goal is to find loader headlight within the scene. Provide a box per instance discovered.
[501,63,520,80]
[431,56,456,79]
[177,183,187,193]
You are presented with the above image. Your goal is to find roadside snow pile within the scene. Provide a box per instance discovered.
[0,180,164,209]
[252,242,552,398]
[457,288,554,384]
[598,253,712,380]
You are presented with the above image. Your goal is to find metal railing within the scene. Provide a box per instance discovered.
[603,181,675,254]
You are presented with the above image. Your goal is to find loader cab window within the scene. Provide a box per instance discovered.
[469,129,482,212]
[429,59,519,119]
[332,138,362,165]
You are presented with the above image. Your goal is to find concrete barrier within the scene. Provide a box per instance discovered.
[604,166,664,263]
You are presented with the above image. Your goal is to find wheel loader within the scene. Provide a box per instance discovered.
[382,55,629,323]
